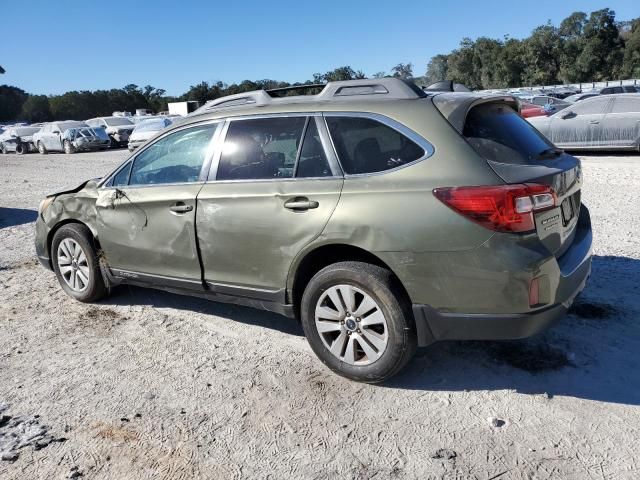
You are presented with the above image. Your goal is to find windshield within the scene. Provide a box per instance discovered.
[134,119,171,132]
[463,103,555,165]
[104,117,134,127]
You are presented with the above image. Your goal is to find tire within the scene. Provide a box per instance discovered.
[51,224,109,303]
[0,143,7,154]
[38,141,48,155]
[300,261,417,383]
[15,143,26,155]
[63,140,76,154]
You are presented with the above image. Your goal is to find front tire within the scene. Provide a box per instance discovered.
[63,140,76,154]
[301,261,417,383]
[15,143,27,155]
[38,142,48,155]
[51,224,109,303]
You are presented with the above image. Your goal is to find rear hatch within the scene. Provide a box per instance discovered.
[433,95,582,257]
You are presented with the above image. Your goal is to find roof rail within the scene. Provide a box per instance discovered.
[189,78,425,116]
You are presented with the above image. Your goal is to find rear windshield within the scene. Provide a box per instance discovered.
[105,117,134,127]
[463,103,554,164]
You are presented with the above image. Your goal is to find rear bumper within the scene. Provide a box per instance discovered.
[412,206,592,346]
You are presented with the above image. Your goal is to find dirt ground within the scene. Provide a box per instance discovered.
[1,150,639,479]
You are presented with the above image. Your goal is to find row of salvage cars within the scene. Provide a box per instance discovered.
[0,116,176,155]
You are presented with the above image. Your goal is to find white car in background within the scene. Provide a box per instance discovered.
[0,126,41,154]
[86,116,135,147]
[127,117,174,151]
[33,121,88,154]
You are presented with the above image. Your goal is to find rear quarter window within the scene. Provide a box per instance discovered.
[326,116,424,174]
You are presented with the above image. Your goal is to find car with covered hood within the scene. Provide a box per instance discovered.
[127,117,174,151]
[61,126,111,153]
[528,94,640,151]
[0,126,41,154]
[33,121,92,154]
[34,78,591,383]
[86,116,135,147]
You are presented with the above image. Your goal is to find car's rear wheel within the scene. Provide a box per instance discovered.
[51,224,109,303]
[0,143,7,154]
[38,142,48,155]
[301,261,417,383]
[63,140,76,154]
[15,143,27,155]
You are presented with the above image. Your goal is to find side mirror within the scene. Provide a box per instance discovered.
[52,130,60,135]
[562,111,576,120]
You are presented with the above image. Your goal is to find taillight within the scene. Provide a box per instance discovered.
[433,184,557,233]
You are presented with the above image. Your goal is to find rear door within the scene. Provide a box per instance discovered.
[462,102,583,257]
[196,114,343,296]
[600,96,640,148]
[95,121,220,282]
[548,97,612,148]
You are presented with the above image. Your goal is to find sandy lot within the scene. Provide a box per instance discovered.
[1,150,639,479]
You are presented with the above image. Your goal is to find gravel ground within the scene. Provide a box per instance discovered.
[1,150,639,479]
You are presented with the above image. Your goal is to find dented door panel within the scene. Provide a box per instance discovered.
[95,184,203,280]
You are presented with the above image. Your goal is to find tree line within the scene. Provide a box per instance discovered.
[1,8,639,123]
[425,9,640,89]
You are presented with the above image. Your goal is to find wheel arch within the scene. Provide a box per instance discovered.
[287,243,411,320]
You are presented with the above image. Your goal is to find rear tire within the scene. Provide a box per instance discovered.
[301,261,417,383]
[38,142,48,155]
[0,143,7,154]
[15,143,26,155]
[51,224,109,303]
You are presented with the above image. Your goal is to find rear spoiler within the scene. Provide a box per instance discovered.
[431,94,520,134]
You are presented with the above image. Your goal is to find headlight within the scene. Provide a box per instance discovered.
[38,197,54,215]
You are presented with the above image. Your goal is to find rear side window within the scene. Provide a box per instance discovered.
[571,97,611,115]
[216,117,306,180]
[610,97,640,114]
[296,120,332,178]
[463,103,553,165]
[326,116,424,174]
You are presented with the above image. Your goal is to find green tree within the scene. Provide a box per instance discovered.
[575,9,623,81]
[313,66,365,83]
[0,85,27,122]
[391,63,413,79]
[19,95,52,122]
[424,54,449,84]
[621,18,640,77]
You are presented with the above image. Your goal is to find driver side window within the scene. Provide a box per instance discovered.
[128,123,217,186]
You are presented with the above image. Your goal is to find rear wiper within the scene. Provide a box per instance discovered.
[536,147,563,160]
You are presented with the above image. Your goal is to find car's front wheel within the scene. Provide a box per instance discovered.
[301,261,417,383]
[63,140,76,154]
[37,142,48,155]
[51,224,109,302]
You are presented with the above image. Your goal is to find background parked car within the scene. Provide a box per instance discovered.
[127,117,173,151]
[595,85,640,95]
[564,93,600,103]
[61,126,111,153]
[521,95,571,113]
[86,116,135,147]
[528,94,640,151]
[33,121,88,154]
[0,126,40,154]
[519,102,548,118]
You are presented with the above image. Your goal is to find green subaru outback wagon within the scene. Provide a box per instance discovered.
[35,78,592,382]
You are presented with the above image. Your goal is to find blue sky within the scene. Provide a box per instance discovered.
[2,0,637,96]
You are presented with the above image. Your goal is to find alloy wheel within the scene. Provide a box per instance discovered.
[57,238,90,292]
[314,284,389,365]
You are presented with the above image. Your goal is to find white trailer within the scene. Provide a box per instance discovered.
[168,101,200,116]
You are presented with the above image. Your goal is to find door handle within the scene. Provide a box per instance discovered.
[589,120,600,124]
[284,198,319,211]
[169,202,193,213]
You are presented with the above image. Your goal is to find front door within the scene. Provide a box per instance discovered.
[95,121,220,283]
[551,97,612,148]
[196,115,343,296]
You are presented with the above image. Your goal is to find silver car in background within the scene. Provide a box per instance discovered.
[127,117,173,151]
[0,126,41,154]
[528,94,640,151]
[62,126,111,153]
[85,116,135,147]
[33,121,88,154]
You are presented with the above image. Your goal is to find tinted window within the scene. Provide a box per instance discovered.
[571,97,611,115]
[112,162,132,186]
[611,97,640,114]
[216,117,306,180]
[463,103,553,165]
[296,119,332,177]
[326,116,424,174]
[129,124,216,185]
